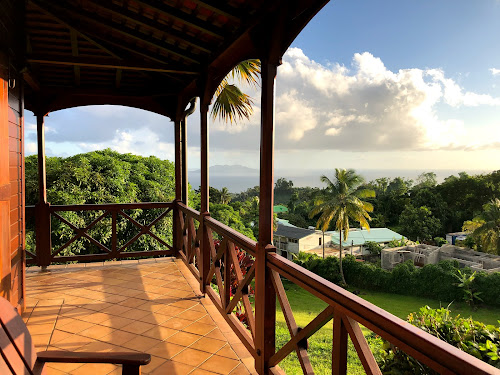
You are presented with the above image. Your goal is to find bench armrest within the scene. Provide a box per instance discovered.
[36,350,151,366]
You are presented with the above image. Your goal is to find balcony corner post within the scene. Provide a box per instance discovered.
[199,211,210,293]
[199,85,210,293]
[172,199,182,256]
[255,57,278,374]
[35,113,51,270]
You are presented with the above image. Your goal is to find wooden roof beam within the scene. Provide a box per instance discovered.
[37,1,202,65]
[29,0,121,60]
[69,29,80,86]
[133,0,225,39]
[27,55,199,74]
[187,0,243,23]
[85,0,212,54]
[21,68,41,92]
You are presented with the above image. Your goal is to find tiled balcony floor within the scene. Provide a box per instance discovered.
[25,258,255,375]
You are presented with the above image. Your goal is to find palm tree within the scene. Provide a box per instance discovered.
[220,187,231,205]
[211,60,261,124]
[463,199,500,254]
[310,169,375,285]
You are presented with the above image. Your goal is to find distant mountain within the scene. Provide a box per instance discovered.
[190,165,259,176]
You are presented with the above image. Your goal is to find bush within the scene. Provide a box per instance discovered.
[379,306,500,372]
[365,241,382,256]
[434,237,448,247]
[293,254,500,306]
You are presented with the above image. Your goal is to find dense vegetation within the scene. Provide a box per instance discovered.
[25,150,184,256]
[379,306,500,372]
[263,171,500,252]
[294,252,500,307]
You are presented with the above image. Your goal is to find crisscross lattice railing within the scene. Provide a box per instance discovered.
[26,202,174,265]
[174,202,500,375]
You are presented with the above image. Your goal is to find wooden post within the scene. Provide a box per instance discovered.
[173,118,182,254]
[174,119,182,202]
[199,102,210,292]
[35,113,51,269]
[255,58,277,374]
[180,117,188,205]
[332,312,348,375]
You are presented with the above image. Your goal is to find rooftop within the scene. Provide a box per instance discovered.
[330,228,404,247]
[274,224,317,240]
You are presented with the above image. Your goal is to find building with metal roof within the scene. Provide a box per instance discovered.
[330,228,404,249]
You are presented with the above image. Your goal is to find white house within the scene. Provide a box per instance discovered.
[273,221,323,260]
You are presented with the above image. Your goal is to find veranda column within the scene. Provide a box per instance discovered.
[255,58,278,374]
[181,117,188,205]
[35,113,51,269]
[173,118,182,254]
[174,119,182,201]
[199,102,210,292]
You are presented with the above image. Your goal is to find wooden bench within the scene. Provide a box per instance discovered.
[0,297,151,374]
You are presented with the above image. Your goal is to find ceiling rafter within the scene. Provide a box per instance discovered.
[85,0,212,54]
[69,29,80,85]
[29,0,121,59]
[133,0,225,39]
[27,55,199,74]
[186,0,242,23]
[40,1,203,65]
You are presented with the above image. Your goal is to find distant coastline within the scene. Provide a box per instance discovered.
[188,166,495,193]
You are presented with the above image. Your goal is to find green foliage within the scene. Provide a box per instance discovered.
[434,237,448,247]
[25,149,181,257]
[294,254,500,307]
[379,306,500,372]
[387,237,408,248]
[399,205,442,241]
[463,199,500,254]
[454,269,483,307]
[365,241,383,256]
[209,203,255,240]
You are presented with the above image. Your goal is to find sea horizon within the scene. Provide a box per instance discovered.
[188,167,496,193]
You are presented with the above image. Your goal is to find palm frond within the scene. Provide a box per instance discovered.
[211,83,254,123]
[230,59,261,87]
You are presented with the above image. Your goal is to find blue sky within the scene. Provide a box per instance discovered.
[25,0,500,173]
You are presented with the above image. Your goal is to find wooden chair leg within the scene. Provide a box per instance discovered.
[122,364,141,375]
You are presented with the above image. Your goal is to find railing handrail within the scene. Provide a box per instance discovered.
[267,252,499,375]
[49,202,174,211]
[204,215,257,255]
[26,202,174,212]
[176,202,202,220]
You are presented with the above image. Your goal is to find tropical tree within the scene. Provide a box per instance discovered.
[462,199,500,254]
[220,187,231,205]
[309,169,375,285]
[211,59,261,124]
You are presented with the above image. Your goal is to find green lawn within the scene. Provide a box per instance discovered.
[276,281,500,374]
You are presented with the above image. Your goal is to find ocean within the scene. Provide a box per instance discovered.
[188,168,493,193]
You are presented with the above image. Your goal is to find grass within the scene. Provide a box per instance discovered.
[276,280,500,374]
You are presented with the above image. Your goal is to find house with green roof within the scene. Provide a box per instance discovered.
[329,228,404,254]
[273,204,288,214]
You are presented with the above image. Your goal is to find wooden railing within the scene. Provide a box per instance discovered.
[175,202,500,375]
[26,202,174,266]
[26,200,500,373]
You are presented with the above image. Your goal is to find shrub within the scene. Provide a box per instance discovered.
[434,237,448,247]
[293,254,500,307]
[379,306,500,372]
[365,241,383,256]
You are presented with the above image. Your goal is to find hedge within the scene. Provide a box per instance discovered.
[293,253,500,307]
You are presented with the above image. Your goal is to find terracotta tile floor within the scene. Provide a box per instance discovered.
[25,258,256,375]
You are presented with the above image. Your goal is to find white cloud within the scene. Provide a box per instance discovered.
[490,68,500,76]
[27,48,500,160]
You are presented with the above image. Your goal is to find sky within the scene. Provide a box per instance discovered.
[25,0,500,173]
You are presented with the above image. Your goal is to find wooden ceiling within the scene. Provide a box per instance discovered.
[22,0,329,119]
